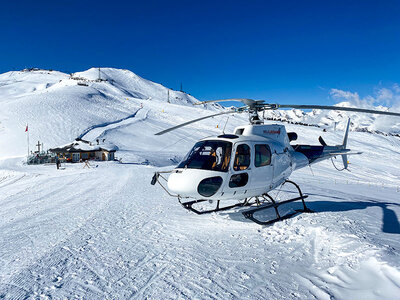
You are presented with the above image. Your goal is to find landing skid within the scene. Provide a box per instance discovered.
[179,180,313,225]
[242,180,313,225]
[179,198,253,215]
[151,171,313,225]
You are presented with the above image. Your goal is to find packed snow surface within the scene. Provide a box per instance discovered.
[0,68,400,299]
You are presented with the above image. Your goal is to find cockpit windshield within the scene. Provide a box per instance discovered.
[178,140,232,172]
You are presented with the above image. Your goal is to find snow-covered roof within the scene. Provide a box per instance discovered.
[50,139,117,153]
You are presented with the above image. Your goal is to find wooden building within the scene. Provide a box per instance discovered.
[50,139,117,163]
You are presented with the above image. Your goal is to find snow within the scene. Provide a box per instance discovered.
[52,140,117,152]
[0,68,400,299]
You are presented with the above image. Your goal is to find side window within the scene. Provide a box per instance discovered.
[233,144,251,171]
[229,173,249,188]
[255,144,271,167]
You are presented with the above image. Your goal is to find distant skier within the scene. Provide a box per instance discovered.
[55,156,60,170]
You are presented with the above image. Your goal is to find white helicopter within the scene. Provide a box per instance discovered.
[151,99,400,224]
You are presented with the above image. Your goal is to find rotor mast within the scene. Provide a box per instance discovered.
[246,99,276,125]
[194,98,273,125]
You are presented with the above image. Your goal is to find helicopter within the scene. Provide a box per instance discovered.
[151,99,400,225]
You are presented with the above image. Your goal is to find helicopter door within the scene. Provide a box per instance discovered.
[271,145,291,187]
[227,143,251,195]
[251,144,273,193]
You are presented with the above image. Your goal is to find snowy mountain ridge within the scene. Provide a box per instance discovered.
[1,67,400,160]
[2,67,399,147]
[0,67,200,106]
[264,100,400,135]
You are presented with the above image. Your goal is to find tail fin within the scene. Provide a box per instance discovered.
[341,118,351,169]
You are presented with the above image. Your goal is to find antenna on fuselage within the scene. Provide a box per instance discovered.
[222,117,230,134]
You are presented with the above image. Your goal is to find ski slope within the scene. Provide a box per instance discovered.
[0,68,400,299]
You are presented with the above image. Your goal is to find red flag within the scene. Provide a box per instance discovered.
[25,124,28,132]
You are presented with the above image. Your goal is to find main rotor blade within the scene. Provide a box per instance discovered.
[274,104,400,117]
[195,98,257,107]
[155,110,240,135]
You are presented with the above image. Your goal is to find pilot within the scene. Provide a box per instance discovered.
[234,145,250,170]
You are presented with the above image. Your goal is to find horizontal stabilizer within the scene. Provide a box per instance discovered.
[329,151,363,156]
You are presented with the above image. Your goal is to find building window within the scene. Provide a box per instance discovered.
[81,153,88,159]
[233,144,250,171]
[255,144,272,167]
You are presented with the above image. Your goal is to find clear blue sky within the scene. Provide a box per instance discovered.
[1,0,399,105]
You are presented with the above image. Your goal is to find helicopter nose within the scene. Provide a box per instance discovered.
[167,170,201,196]
[167,169,224,198]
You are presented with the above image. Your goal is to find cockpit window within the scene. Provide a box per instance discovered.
[178,140,232,172]
[255,144,271,167]
[233,144,251,171]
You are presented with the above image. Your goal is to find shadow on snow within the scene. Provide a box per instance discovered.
[224,196,400,234]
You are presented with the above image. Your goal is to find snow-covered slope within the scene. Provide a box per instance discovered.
[0,68,217,159]
[0,68,400,299]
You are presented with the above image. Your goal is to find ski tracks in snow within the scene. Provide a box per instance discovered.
[1,163,400,299]
[0,165,132,299]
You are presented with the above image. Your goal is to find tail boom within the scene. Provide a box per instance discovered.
[292,118,361,170]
